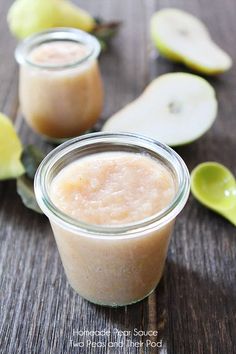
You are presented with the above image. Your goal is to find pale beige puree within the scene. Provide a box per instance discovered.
[20,41,103,139]
[49,152,176,306]
[50,152,176,225]
[29,41,90,66]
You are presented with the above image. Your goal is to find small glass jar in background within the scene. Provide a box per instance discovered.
[15,28,104,142]
[34,132,190,307]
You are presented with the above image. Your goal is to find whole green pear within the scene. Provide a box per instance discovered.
[8,0,96,39]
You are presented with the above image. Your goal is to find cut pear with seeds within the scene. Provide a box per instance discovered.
[150,8,232,74]
[102,73,217,147]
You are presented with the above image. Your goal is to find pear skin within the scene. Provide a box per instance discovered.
[0,113,25,180]
[8,0,95,40]
[103,73,218,147]
[55,0,95,31]
[150,8,232,75]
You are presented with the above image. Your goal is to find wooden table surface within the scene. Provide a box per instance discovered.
[0,0,236,353]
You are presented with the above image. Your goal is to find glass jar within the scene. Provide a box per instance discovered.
[34,132,190,306]
[15,28,104,142]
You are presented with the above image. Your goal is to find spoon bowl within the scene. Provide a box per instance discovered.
[191,162,236,226]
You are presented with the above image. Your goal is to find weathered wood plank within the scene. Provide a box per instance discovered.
[151,1,236,353]
[0,1,18,119]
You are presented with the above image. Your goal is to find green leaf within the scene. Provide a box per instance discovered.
[21,145,45,179]
[18,144,45,213]
[92,20,121,51]
[17,175,42,214]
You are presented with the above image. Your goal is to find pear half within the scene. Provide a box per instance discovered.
[102,73,217,147]
[7,0,95,39]
[150,8,232,74]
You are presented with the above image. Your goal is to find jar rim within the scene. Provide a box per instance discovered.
[15,28,101,70]
[34,132,190,239]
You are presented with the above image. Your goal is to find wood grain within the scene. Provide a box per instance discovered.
[0,0,236,353]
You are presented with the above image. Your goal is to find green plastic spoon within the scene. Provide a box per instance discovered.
[191,162,236,226]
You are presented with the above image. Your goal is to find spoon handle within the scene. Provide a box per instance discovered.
[222,205,236,227]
